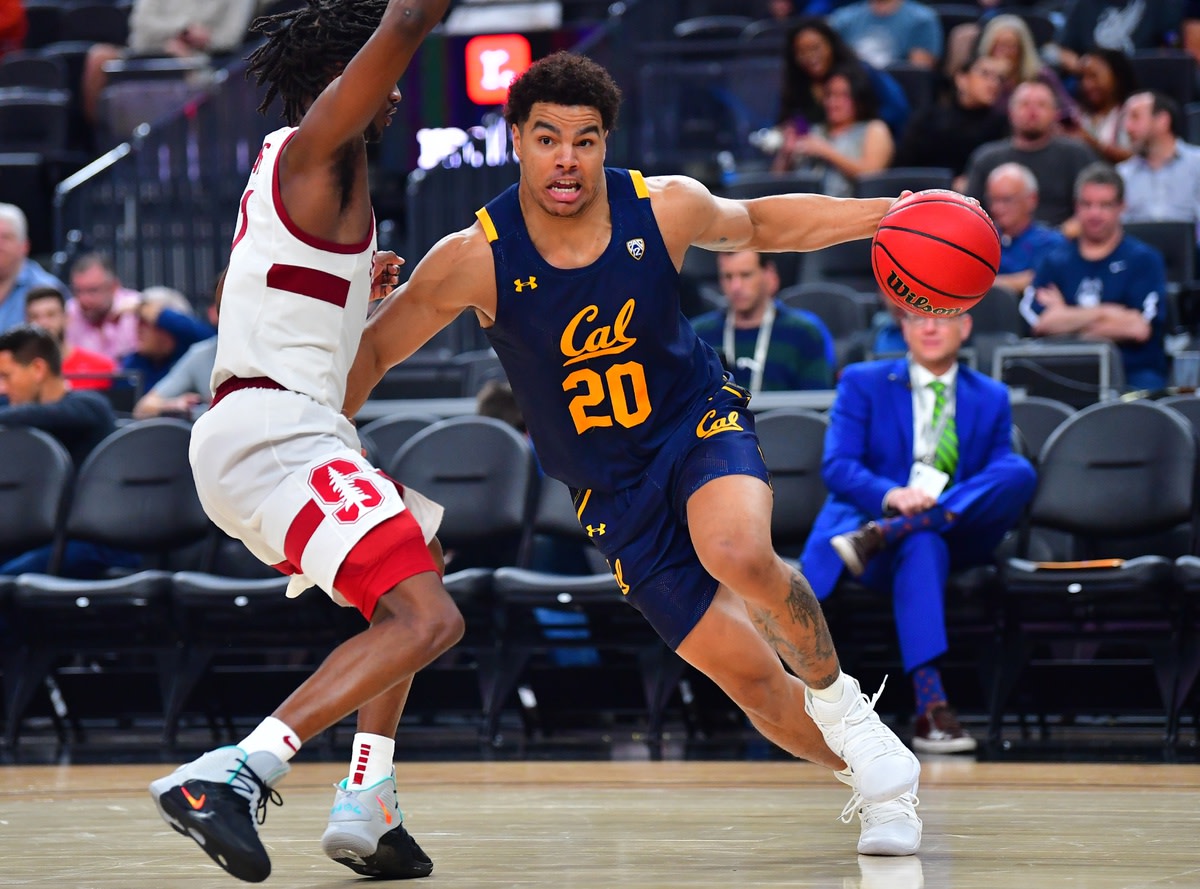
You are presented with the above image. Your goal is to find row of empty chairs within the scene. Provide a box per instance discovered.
[9,390,1200,746]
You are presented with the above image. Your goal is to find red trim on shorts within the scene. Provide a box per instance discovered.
[266,263,352,308]
[271,559,297,575]
[283,499,325,569]
[210,375,286,409]
[333,510,437,620]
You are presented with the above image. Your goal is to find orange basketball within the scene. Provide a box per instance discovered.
[871,189,1001,317]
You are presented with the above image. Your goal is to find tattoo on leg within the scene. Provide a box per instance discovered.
[746,570,840,685]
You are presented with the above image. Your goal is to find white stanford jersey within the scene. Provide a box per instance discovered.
[212,126,376,409]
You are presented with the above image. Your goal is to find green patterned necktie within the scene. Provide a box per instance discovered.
[928,381,958,476]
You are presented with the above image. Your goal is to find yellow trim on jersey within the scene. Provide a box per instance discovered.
[721,384,743,397]
[629,170,649,199]
[476,208,499,243]
[575,488,592,521]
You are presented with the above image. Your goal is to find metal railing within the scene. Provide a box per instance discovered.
[53,61,275,300]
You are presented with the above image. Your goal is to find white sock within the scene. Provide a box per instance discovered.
[348,732,395,788]
[808,672,848,704]
[238,716,302,764]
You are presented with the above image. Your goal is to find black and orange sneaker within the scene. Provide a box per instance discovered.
[150,746,288,883]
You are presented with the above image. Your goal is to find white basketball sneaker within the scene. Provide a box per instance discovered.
[806,674,920,803]
[321,770,433,879]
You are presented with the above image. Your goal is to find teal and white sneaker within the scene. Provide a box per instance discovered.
[150,746,288,883]
[320,771,433,879]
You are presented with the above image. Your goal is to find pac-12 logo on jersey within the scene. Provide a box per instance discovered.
[626,238,645,260]
[308,459,384,524]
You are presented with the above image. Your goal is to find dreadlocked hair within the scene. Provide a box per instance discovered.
[246,0,389,125]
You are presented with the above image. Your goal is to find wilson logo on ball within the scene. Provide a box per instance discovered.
[871,190,1001,317]
[885,271,965,317]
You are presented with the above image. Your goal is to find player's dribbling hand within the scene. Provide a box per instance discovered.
[370,250,405,301]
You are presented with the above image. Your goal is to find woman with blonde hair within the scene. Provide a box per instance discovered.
[977,14,1073,114]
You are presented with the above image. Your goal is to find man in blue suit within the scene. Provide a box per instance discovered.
[801,309,1036,753]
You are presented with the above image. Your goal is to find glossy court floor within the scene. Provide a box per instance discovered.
[1,758,1197,888]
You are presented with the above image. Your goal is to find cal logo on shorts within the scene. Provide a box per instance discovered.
[696,409,743,439]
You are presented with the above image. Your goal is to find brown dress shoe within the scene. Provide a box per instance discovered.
[831,521,886,576]
[913,704,977,754]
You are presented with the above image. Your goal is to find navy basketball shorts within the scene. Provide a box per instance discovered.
[573,383,771,649]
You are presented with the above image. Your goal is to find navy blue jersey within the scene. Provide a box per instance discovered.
[1025,234,1168,389]
[480,168,728,492]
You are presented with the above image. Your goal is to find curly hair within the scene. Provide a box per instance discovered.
[778,16,859,125]
[246,0,389,125]
[503,52,622,132]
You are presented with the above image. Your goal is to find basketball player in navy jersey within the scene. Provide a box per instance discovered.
[347,52,922,857]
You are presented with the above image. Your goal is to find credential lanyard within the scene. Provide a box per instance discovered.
[723,301,776,395]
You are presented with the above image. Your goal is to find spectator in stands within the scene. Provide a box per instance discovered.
[1186,0,1200,68]
[121,286,216,394]
[1045,0,1185,77]
[131,319,216,418]
[0,203,66,334]
[965,80,1097,228]
[476,378,525,433]
[892,52,1009,191]
[65,252,142,362]
[0,324,113,462]
[869,297,906,356]
[82,0,261,123]
[1118,90,1200,236]
[828,0,942,70]
[986,162,1069,294]
[0,326,134,577]
[975,14,1074,115]
[132,280,220,418]
[1023,162,1169,391]
[774,16,911,151]
[24,286,117,390]
[800,307,1036,754]
[1063,48,1138,164]
[784,64,895,194]
[690,251,834,393]
[0,0,25,60]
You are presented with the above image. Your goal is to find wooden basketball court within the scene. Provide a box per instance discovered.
[1,759,1195,887]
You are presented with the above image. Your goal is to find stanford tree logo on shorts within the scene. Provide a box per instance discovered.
[308,458,384,523]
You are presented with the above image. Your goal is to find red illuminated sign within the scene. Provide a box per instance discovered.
[465,34,532,105]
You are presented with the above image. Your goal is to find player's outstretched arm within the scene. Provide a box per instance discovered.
[343,226,492,418]
[650,175,897,258]
[289,0,450,165]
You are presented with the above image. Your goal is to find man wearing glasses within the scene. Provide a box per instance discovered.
[986,162,1069,296]
[800,305,1036,753]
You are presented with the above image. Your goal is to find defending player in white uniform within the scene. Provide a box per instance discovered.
[149,1,460,883]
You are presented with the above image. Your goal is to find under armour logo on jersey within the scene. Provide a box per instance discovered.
[585,523,606,537]
[514,276,537,292]
[626,238,645,260]
[308,458,384,524]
